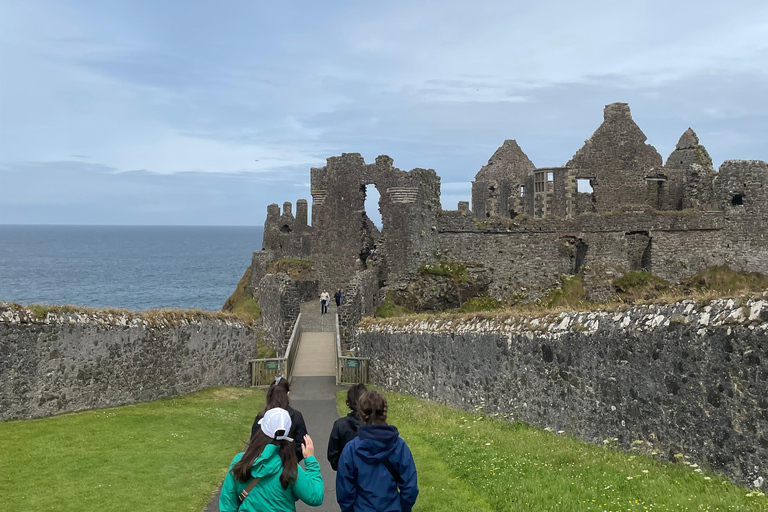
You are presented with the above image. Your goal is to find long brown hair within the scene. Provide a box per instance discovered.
[260,386,289,415]
[346,383,367,413]
[358,390,388,425]
[232,430,298,488]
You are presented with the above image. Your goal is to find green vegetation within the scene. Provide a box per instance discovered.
[420,261,471,285]
[338,390,768,511]
[0,388,264,512]
[266,258,311,280]
[362,265,768,325]
[538,273,586,308]
[375,294,414,319]
[613,270,671,301]
[222,265,262,321]
[456,296,504,313]
[679,265,768,296]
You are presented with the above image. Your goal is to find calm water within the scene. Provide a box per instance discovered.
[0,225,263,311]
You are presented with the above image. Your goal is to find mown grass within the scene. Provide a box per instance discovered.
[0,387,264,512]
[338,390,768,511]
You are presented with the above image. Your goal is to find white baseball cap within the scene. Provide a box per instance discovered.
[258,408,293,442]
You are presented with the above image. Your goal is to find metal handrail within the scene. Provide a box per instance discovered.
[248,312,302,386]
[336,312,369,384]
[284,313,302,380]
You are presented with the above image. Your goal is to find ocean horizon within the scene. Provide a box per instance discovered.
[0,224,264,311]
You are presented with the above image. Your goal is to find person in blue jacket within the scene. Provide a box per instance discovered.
[336,390,418,512]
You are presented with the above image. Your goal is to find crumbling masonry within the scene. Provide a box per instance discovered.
[244,103,768,350]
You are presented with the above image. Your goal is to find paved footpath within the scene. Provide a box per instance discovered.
[204,302,344,511]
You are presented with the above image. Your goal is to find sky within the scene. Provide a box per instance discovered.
[1,0,767,225]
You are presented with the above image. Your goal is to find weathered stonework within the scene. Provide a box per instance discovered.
[257,273,300,354]
[238,102,768,346]
[356,298,768,487]
[0,305,260,421]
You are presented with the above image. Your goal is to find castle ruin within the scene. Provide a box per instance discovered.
[243,103,768,349]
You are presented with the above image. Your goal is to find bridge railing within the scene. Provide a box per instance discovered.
[335,313,369,385]
[249,313,302,386]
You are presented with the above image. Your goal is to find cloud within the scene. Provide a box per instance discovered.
[1,0,767,225]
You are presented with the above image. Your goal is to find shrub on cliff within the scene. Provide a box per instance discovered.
[613,270,671,300]
[222,265,262,321]
[266,258,311,280]
[375,294,414,319]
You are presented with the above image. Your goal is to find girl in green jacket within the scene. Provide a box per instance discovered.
[220,407,324,512]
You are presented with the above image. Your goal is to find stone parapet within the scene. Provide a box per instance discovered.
[357,298,768,488]
[0,304,260,421]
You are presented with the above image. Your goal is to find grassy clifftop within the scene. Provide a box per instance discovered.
[222,264,261,321]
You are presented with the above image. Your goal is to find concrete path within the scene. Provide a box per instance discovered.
[291,376,346,512]
[203,301,344,511]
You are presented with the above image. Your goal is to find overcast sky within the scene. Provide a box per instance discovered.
[1,0,767,225]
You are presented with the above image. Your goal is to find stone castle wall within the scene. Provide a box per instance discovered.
[0,305,260,421]
[356,298,768,487]
[257,273,300,354]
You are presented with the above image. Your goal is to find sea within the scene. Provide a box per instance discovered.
[0,225,264,311]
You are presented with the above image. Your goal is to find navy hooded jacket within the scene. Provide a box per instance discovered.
[336,424,418,512]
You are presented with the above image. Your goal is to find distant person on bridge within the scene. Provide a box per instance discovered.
[220,407,323,512]
[320,289,330,315]
[327,383,367,471]
[336,390,419,512]
[252,376,308,462]
[334,289,343,307]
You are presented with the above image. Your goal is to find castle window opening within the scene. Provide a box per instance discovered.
[577,179,593,194]
[520,185,525,197]
[546,172,553,182]
[731,194,744,206]
[535,172,546,193]
[280,224,292,233]
[362,184,383,228]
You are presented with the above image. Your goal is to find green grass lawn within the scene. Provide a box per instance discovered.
[0,387,264,512]
[338,390,768,511]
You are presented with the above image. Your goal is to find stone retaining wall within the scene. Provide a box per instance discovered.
[0,305,260,421]
[357,298,768,487]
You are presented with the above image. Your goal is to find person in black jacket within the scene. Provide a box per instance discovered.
[327,383,367,471]
[251,376,308,462]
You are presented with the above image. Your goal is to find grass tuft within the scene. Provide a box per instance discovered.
[538,274,586,308]
[375,294,414,319]
[266,258,311,280]
[456,296,504,313]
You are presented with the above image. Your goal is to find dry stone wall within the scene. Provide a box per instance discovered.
[0,305,260,421]
[357,298,768,487]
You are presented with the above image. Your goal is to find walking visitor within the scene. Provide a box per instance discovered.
[320,289,330,314]
[336,390,419,512]
[220,407,323,511]
[327,383,367,471]
[252,376,308,462]
[334,288,342,307]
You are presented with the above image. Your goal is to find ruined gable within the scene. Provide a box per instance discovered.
[472,139,535,219]
[665,128,715,211]
[567,102,662,213]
